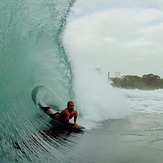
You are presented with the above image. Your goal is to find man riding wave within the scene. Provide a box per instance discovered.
[43,101,79,129]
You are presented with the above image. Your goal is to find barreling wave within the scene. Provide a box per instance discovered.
[31,85,63,110]
[0,0,76,162]
[0,0,132,162]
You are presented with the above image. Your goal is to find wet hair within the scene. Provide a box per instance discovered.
[67,101,74,106]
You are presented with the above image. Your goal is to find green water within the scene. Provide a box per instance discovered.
[0,0,76,162]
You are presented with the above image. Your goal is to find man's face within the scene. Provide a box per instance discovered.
[67,102,74,112]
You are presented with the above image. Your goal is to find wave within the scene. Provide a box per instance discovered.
[0,0,130,162]
[122,89,163,114]
[0,0,75,162]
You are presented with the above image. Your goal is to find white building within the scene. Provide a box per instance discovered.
[108,72,110,79]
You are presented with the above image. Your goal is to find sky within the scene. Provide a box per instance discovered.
[64,0,163,78]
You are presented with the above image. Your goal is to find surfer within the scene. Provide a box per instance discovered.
[46,101,79,129]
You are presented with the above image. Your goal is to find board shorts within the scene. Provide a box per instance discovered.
[49,112,60,119]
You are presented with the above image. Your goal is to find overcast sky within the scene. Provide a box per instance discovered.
[64,0,163,78]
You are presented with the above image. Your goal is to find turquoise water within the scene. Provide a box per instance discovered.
[1,1,128,161]
[0,0,76,162]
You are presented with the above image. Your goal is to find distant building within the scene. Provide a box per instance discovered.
[115,72,121,78]
[108,72,110,79]
[95,68,101,74]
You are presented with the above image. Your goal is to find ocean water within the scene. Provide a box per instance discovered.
[1,0,163,162]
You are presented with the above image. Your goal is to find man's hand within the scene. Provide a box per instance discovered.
[74,123,79,129]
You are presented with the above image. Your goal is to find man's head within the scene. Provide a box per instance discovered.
[67,101,74,112]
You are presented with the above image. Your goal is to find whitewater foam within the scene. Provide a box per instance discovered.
[122,89,163,114]
[67,58,131,129]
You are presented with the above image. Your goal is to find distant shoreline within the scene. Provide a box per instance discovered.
[110,73,163,90]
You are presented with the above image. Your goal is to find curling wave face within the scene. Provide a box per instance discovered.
[0,0,75,162]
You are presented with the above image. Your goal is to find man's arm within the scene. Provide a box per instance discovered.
[73,111,79,128]
[74,111,78,124]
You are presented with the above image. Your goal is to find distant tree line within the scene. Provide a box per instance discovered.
[111,73,163,90]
